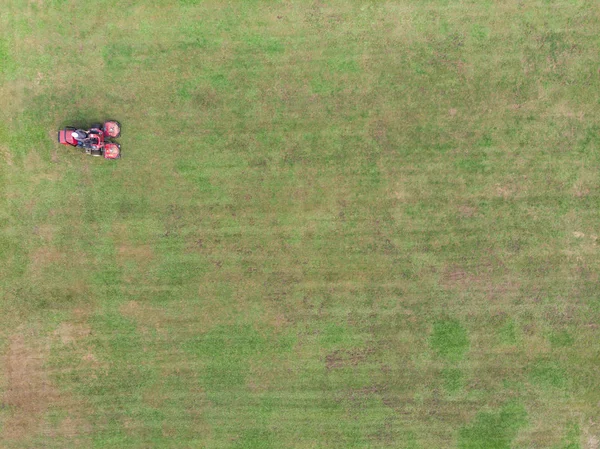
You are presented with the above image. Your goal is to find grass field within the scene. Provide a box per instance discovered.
[1,0,600,447]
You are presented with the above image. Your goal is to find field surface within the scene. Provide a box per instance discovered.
[1,1,600,447]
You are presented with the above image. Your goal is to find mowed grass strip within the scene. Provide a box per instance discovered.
[1,0,600,447]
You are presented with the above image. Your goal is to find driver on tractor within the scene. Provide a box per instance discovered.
[72,130,99,149]
[71,130,87,146]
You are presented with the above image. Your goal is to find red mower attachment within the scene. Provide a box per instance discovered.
[104,143,121,159]
[103,120,121,138]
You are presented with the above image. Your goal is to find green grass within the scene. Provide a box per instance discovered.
[1,0,600,447]
[458,401,527,449]
[430,318,470,361]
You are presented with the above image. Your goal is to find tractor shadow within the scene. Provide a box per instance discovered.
[59,120,103,129]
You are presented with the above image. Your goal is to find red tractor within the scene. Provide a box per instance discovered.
[58,121,121,159]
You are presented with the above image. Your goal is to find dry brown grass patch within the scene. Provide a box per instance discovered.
[368,119,389,147]
[325,347,375,370]
[458,205,477,218]
[441,267,472,288]
[270,313,288,332]
[2,333,58,440]
[441,263,519,302]
[53,322,91,345]
[0,144,13,166]
[114,224,155,271]
[29,246,64,276]
[56,415,91,439]
[119,300,169,332]
[117,243,154,265]
[33,224,55,242]
[495,183,516,199]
